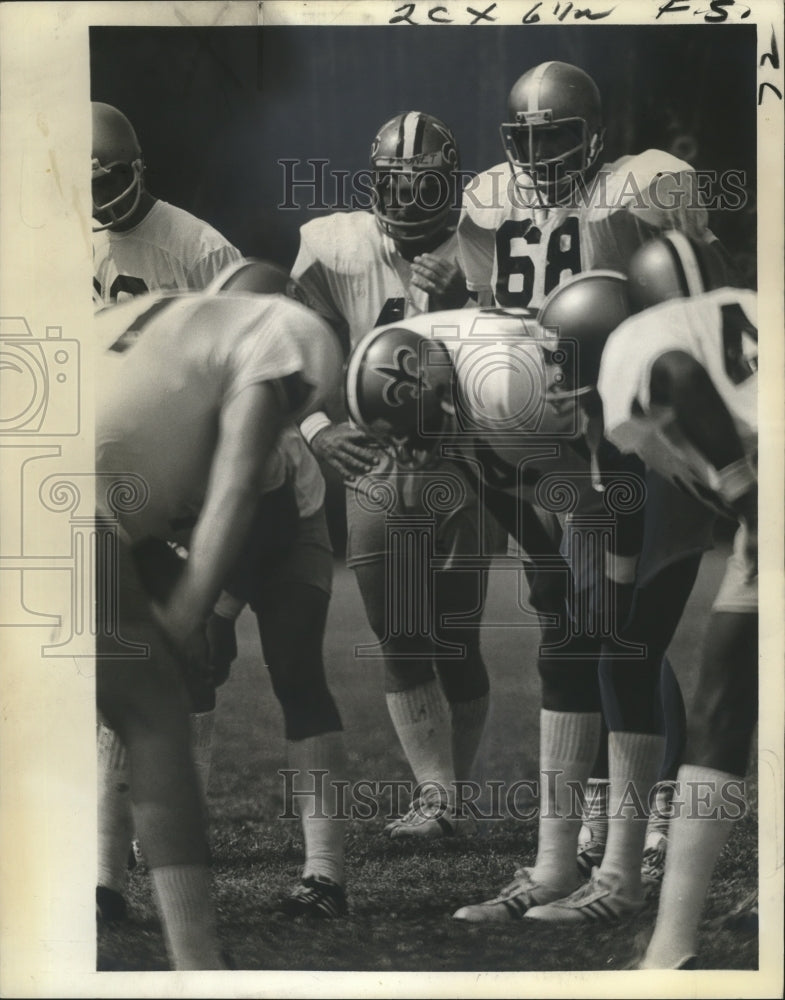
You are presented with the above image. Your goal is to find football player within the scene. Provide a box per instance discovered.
[291,113,505,837]
[203,259,352,917]
[451,59,720,910]
[94,277,345,965]
[521,236,757,955]
[92,102,242,307]
[345,302,650,921]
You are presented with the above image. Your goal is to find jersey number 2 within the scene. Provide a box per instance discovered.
[495,217,581,307]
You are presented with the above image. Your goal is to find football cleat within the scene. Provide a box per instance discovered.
[388,797,476,839]
[278,875,348,919]
[524,869,646,924]
[576,821,607,877]
[640,832,668,896]
[96,885,128,923]
[452,868,570,923]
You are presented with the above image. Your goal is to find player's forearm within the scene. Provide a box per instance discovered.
[169,479,263,628]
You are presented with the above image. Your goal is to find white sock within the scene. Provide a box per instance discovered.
[150,863,225,970]
[189,710,215,806]
[450,692,490,782]
[599,731,664,896]
[580,777,609,846]
[386,680,454,804]
[97,722,132,893]
[531,710,602,892]
[642,764,741,968]
[288,731,347,886]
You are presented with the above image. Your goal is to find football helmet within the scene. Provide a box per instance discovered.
[627,231,730,312]
[345,325,454,466]
[537,270,631,400]
[207,256,309,306]
[501,61,604,205]
[370,111,459,244]
[91,102,145,232]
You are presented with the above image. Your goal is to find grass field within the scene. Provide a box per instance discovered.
[97,541,759,974]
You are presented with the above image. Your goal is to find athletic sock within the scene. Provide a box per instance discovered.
[386,680,455,804]
[599,731,664,896]
[96,722,132,893]
[531,710,602,892]
[288,731,347,887]
[642,764,741,968]
[450,691,490,783]
[580,777,609,849]
[150,863,225,970]
[189,710,215,806]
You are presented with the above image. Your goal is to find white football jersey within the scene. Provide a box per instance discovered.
[291,211,463,347]
[598,288,758,517]
[93,199,242,309]
[458,150,710,310]
[95,292,325,541]
[370,306,595,503]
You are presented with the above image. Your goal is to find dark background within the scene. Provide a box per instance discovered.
[90,25,757,287]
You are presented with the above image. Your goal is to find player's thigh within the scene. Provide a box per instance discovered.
[251,508,333,678]
[96,536,190,738]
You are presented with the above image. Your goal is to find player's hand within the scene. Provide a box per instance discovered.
[310,421,385,481]
[206,612,238,688]
[151,601,210,677]
[410,254,468,311]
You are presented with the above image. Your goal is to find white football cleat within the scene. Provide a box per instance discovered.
[453,868,570,922]
[525,869,646,924]
[388,797,476,839]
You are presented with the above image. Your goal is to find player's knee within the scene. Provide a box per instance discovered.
[383,658,436,693]
[687,698,756,776]
[538,631,601,712]
[279,687,343,742]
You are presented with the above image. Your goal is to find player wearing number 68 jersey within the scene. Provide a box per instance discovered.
[457,61,712,312]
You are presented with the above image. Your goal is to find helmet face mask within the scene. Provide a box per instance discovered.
[500,114,600,203]
[370,112,459,244]
[502,61,604,205]
[91,102,145,232]
[92,159,144,231]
